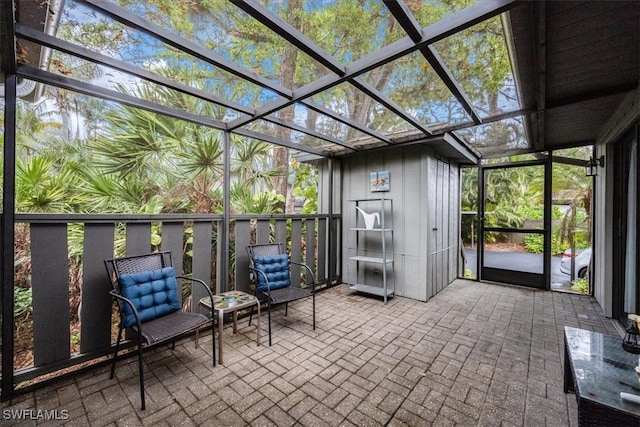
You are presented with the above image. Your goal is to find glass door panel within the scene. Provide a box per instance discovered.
[480,163,547,289]
[551,151,594,294]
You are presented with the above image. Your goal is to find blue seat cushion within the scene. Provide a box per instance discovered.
[118,267,181,328]
[254,254,291,293]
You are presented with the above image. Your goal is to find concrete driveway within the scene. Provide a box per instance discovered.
[464,249,573,290]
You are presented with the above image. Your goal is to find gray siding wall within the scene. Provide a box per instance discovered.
[337,146,460,302]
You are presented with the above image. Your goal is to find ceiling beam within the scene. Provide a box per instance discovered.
[261,115,357,151]
[19,65,331,158]
[383,0,422,42]
[419,46,481,124]
[15,24,255,115]
[17,25,361,154]
[81,0,293,99]
[19,65,228,129]
[384,0,481,125]
[597,85,640,145]
[229,0,345,76]
[233,128,326,157]
[228,0,516,136]
[346,0,517,78]
[349,76,434,136]
[546,83,638,110]
[301,100,392,144]
[444,132,481,163]
[534,1,546,151]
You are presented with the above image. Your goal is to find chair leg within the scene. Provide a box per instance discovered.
[137,334,146,410]
[248,303,254,326]
[212,317,216,367]
[312,293,316,331]
[267,300,272,347]
[110,327,124,380]
[285,302,288,316]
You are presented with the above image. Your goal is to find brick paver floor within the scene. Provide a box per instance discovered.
[1,280,618,426]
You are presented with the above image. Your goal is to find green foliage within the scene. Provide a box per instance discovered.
[71,333,81,345]
[571,277,589,295]
[464,268,475,279]
[522,234,544,253]
[523,233,564,255]
[14,287,32,319]
[290,160,318,214]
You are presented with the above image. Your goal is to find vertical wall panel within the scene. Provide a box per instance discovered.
[256,220,270,243]
[235,220,251,293]
[161,222,184,273]
[449,166,459,282]
[275,219,287,245]
[418,150,430,301]
[317,218,327,283]
[305,219,315,284]
[291,220,302,285]
[125,223,151,255]
[161,222,185,303]
[80,223,115,353]
[331,217,340,281]
[215,221,222,295]
[436,160,443,292]
[31,224,70,366]
[192,221,212,303]
[427,156,438,299]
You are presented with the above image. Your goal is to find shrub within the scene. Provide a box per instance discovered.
[464,267,475,279]
[523,233,564,255]
[571,277,589,295]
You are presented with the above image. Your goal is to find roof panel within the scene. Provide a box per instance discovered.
[360,50,471,131]
[258,0,406,65]
[411,0,478,28]
[267,103,374,148]
[454,115,528,157]
[243,118,336,154]
[36,44,243,123]
[308,80,420,136]
[51,0,284,110]
[432,14,521,119]
[106,0,332,89]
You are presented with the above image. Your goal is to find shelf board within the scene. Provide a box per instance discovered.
[349,256,393,264]
[348,283,394,297]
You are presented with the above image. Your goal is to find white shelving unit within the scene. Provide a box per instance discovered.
[348,198,395,304]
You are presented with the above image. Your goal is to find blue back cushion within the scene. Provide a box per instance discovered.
[254,254,291,292]
[118,267,181,328]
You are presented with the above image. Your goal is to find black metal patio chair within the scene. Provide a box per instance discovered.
[247,243,316,346]
[104,251,215,410]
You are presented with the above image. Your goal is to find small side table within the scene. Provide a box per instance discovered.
[199,291,260,364]
[564,326,640,426]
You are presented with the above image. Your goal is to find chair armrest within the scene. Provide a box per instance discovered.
[176,275,215,316]
[109,289,143,331]
[248,266,273,297]
[289,261,316,292]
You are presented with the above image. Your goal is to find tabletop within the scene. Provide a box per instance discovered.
[564,326,640,418]
[200,291,257,311]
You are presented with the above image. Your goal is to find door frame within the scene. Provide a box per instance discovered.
[478,158,551,289]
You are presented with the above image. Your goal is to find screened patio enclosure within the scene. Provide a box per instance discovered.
[1,0,639,400]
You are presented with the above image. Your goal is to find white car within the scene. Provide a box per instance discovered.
[560,247,592,278]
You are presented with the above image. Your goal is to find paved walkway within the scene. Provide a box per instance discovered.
[2,280,617,426]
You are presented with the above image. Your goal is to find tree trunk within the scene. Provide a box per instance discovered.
[273,0,303,212]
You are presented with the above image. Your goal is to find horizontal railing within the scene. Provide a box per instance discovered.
[2,212,341,396]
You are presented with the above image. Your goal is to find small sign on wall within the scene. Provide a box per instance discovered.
[370,170,390,192]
